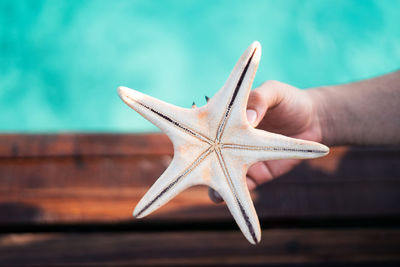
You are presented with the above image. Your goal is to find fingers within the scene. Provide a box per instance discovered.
[247,80,288,127]
[264,159,301,178]
[209,80,300,203]
[209,152,301,205]
[246,159,301,188]
[208,176,258,204]
[247,162,274,185]
[246,176,258,190]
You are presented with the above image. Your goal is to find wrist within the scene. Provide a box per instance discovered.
[306,86,337,146]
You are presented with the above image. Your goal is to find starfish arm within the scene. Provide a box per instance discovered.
[133,148,213,218]
[205,41,261,140]
[118,86,211,145]
[222,128,329,165]
[210,151,261,244]
[118,41,330,244]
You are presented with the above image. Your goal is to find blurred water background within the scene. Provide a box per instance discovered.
[1,0,399,132]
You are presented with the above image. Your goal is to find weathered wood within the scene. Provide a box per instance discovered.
[1,134,399,266]
[0,134,399,225]
[1,229,399,266]
[0,133,172,158]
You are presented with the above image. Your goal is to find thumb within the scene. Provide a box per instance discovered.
[247,80,286,127]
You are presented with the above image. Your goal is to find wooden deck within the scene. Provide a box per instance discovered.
[1,134,399,266]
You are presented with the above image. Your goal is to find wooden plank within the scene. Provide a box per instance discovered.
[0,133,172,157]
[0,134,399,224]
[0,229,399,266]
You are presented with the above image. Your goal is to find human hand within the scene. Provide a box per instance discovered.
[209,80,323,203]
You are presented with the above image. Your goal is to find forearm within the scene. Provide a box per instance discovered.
[309,70,400,146]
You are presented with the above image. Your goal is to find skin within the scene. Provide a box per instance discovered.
[210,70,400,202]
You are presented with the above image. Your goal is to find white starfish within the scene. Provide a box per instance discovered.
[118,41,329,244]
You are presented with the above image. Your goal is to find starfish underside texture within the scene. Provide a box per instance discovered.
[118,41,329,244]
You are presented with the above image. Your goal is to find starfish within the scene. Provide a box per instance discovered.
[117,41,329,244]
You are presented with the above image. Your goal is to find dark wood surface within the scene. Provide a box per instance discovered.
[1,229,399,266]
[0,134,399,266]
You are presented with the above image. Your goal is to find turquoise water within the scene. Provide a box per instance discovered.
[1,0,399,133]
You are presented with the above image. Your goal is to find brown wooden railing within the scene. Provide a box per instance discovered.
[1,134,399,266]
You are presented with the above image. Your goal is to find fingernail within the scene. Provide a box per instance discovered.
[246,109,257,125]
[208,187,223,203]
[246,176,257,190]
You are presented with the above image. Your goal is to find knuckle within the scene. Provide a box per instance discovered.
[262,80,282,87]
[250,90,264,104]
